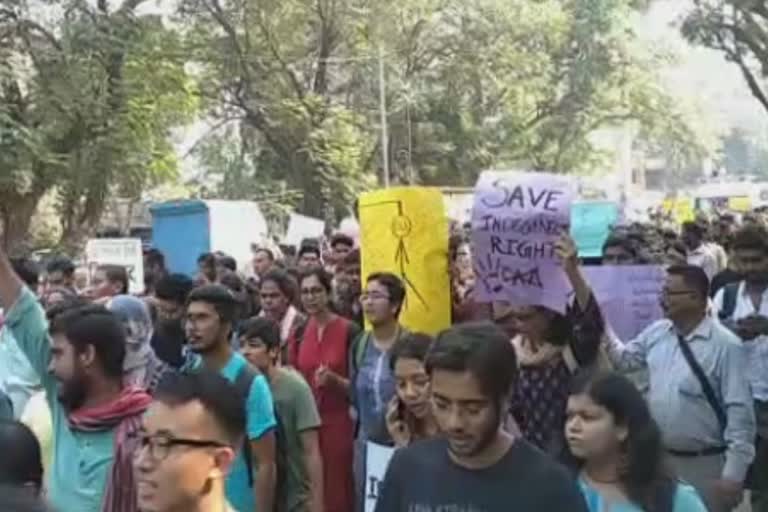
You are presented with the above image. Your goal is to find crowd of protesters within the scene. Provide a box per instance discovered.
[0,207,765,512]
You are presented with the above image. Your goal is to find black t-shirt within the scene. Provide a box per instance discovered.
[374,437,588,512]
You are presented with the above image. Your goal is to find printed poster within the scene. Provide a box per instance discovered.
[471,171,573,313]
[364,442,395,512]
[359,187,451,334]
[571,201,619,258]
[85,238,145,294]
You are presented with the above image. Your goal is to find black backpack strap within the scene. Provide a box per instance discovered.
[676,335,727,431]
[719,282,740,321]
[234,364,258,487]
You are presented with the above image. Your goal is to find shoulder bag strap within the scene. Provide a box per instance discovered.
[676,335,727,432]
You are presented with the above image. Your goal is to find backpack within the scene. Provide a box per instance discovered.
[233,364,289,512]
[718,282,740,321]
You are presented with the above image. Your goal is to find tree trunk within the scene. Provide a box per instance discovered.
[0,192,44,254]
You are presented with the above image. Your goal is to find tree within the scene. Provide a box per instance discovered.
[182,0,703,212]
[0,0,195,251]
[682,0,768,113]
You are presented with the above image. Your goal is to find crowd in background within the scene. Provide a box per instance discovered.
[0,207,765,512]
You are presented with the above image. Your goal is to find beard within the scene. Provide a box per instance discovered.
[446,402,501,458]
[57,373,88,411]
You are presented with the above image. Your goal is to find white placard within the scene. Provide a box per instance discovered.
[85,238,145,294]
[283,213,325,247]
[364,442,395,512]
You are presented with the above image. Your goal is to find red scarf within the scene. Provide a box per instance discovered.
[68,386,152,512]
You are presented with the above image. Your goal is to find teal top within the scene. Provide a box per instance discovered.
[6,287,114,512]
[578,478,708,512]
[185,351,277,512]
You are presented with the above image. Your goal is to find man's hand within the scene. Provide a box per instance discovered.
[554,232,579,273]
[711,478,743,510]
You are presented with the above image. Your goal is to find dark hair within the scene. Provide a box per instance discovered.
[187,285,238,324]
[299,267,333,294]
[197,253,216,266]
[426,322,517,403]
[217,255,237,272]
[48,305,126,379]
[681,221,705,238]
[254,247,275,261]
[0,487,51,512]
[731,224,768,253]
[11,258,39,289]
[97,265,129,295]
[533,307,574,347]
[298,244,321,260]
[342,249,361,266]
[390,332,434,371]
[219,271,245,294]
[239,316,281,351]
[564,372,676,512]
[45,296,90,323]
[45,256,75,277]
[154,273,195,305]
[330,233,354,248]
[144,249,165,269]
[0,420,43,490]
[602,235,637,258]
[666,264,709,300]
[155,371,246,447]
[260,270,298,303]
[367,272,406,317]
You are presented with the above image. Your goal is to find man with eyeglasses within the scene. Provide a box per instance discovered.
[714,224,768,512]
[134,370,245,512]
[572,264,756,512]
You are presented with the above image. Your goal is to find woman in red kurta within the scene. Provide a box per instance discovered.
[291,267,360,512]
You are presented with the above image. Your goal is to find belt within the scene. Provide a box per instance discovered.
[667,446,727,458]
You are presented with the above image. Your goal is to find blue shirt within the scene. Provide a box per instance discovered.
[185,351,277,512]
[354,339,396,441]
[605,316,756,482]
[6,287,114,512]
[578,479,707,512]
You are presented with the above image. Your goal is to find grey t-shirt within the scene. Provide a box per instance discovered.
[375,438,588,512]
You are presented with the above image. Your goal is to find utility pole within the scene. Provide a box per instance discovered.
[378,42,389,187]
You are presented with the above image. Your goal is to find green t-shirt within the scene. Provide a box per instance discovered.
[272,368,322,512]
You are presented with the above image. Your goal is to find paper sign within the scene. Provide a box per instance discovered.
[359,187,451,334]
[571,201,619,258]
[582,265,665,341]
[284,213,326,247]
[662,198,694,224]
[85,238,145,294]
[364,442,395,512]
[471,171,573,313]
[727,196,751,212]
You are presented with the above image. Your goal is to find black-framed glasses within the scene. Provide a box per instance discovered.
[130,432,229,461]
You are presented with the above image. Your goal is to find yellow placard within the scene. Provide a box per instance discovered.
[358,187,451,334]
[727,196,751,212]
[662,198,695,224]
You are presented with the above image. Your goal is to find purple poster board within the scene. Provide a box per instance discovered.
[581,265,666,341]
[471,171,574,313]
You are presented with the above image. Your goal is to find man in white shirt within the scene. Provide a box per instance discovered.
[684,221,720,281]
[714,224,768,512]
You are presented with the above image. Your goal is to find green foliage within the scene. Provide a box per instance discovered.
[183,0,705,215]
[682,0,768,113]
[0,0,196,250]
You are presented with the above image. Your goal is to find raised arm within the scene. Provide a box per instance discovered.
[0,248,53,390]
